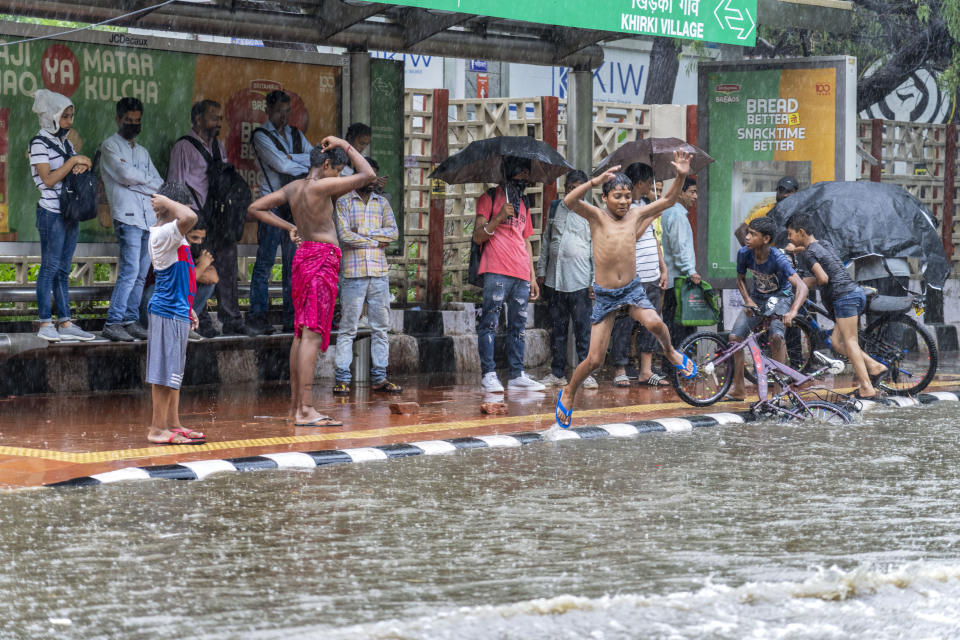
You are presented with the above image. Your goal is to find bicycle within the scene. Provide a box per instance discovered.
[672,319,857,425]
[776,290,937,396]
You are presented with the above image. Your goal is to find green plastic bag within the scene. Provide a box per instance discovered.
[674,277,721,326]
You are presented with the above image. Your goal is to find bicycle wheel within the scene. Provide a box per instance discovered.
[791,319,819,374]
[861,313,937,396]
[778,400,852,425]
[673,332,734,407]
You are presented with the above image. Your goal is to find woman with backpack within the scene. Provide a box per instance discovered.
[29,89,96,342]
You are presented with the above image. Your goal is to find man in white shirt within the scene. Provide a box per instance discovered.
[101,97,164,342]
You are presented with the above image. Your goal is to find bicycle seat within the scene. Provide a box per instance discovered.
[866,295,913,314]
[862,286,878,299]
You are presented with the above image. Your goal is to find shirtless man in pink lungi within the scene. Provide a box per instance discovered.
[248,137,375,426]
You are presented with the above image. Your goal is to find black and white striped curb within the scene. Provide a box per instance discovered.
[49,390,960,487]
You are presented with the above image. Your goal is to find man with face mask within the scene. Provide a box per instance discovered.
[101,97,164,342]
[169,99,254,337]
[472,156,545,393]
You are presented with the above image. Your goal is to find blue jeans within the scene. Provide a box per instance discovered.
[35,205,79,322]
[249,221,295,325]
[334,276,391,384]
[106,220,151,325]
[546,287,592,377]
[140,281,215,328]
[832,287,867,319]
[477,273,530,378]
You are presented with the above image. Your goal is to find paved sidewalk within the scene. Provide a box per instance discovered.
[1,369,959,488]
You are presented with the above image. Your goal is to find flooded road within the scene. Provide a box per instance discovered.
[2,402,960,639]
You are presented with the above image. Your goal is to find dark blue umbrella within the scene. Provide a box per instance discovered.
[767,181,952,289]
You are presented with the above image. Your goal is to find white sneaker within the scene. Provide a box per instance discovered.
[582,375,599,390]
[507,372,546,391]
[538,373,567,387]
[481,372,504,393]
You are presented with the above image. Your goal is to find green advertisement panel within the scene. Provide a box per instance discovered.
[696,57,857,283]
[0,24,344,244]
[367,0,757,46]
[0,38,195,242]
[370,58,405,254]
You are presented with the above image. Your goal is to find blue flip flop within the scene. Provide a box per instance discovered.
[675,354,698,380]
[555,389,573,429]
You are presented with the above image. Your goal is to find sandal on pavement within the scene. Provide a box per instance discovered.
[639,373,669,387]
[295,415,344,427]
[170,427,205,441]
[332,382,350,395]
[371,380,403,393]
[555,389,573,429]
[613,374,631,388]
[150,433,206,446]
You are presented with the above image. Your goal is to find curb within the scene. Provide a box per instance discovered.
[50,391,960,488]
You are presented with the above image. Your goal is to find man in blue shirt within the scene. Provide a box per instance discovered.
[660,177,700,345]
[247,90,313,335]
[728,216,808,400]
[101,97,164,342]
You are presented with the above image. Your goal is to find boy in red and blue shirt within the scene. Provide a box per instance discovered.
[145,182,205,445]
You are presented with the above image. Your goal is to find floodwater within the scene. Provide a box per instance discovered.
[3,402,960,639]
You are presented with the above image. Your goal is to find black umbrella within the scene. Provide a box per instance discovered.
[592,137,714,179]
[428,136,574,185]
[766,181,952,289]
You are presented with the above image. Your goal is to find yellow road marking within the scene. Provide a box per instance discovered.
[1,381,958,465]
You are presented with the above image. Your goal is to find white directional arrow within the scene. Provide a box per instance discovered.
[713,0,755,40]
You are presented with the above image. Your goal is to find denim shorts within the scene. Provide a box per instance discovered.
[730,294,792,340]
[832,287,867,319]
[590,277,654,324]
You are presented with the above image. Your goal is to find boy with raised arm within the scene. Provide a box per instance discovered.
[247,137,376,427]
[786,213,887,399]
[555,152,697,429]
[146,183,205,445]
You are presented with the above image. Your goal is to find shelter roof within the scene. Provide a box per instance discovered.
[1,0,854,69]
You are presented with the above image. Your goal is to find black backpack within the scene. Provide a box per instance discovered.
[177,135,251,244]
[30,135,100,224]
[252,126,307,222]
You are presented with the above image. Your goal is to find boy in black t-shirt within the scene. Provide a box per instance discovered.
[786,214,887,399]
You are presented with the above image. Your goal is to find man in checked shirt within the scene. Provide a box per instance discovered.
[333,157,401,395]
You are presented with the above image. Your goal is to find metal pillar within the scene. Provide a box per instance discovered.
[426,89,450,310]
[348,50,371,127]
[567,68,594,173]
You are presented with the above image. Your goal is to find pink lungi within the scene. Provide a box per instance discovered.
[291,241,341,350]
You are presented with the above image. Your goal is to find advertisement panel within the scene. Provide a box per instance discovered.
[696,57,857,283]
[0,24,342,243]
[369,58,405,251]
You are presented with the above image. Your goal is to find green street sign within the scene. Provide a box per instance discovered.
[367,0,757,47]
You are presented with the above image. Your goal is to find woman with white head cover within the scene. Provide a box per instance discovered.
[29,89,95,342]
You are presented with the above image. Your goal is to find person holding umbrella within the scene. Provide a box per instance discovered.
[473,157,545,393]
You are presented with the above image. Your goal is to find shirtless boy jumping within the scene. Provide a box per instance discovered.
[556,152,697,428]
[248,137,375,427]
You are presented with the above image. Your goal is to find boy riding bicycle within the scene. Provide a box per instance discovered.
[728,217,809,400]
